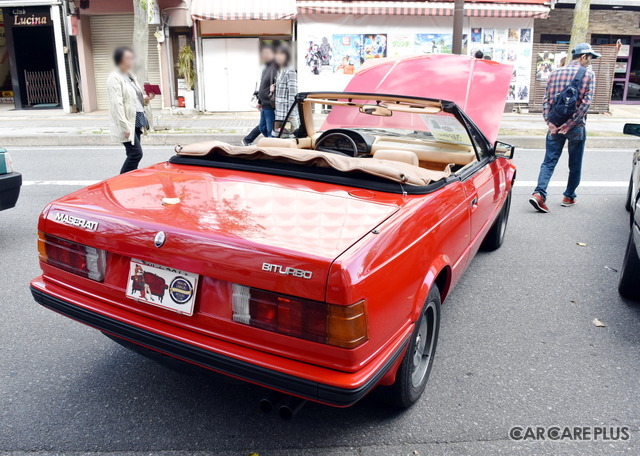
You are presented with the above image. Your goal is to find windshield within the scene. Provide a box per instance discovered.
[290,97,474,147]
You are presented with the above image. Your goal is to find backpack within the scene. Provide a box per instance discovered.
[547,66,587,127]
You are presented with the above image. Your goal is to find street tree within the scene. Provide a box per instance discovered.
[568,0,591,60]
[132,0,151,83]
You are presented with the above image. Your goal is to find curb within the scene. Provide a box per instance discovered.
[3,134,244,148]
[2,134,637,149]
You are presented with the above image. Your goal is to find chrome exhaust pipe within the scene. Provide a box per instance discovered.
[277,396,307,420]
[258,391,286,413]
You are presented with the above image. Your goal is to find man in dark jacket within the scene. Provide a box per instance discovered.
[257,49,279,139]
[243,46,276,145]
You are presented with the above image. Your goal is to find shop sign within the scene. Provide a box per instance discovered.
[11,8,50,27]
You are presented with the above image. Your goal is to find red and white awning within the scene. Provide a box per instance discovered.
[296,1,550,19]
[191,0,297,21]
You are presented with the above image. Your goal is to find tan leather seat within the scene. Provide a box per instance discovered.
[373,149,419,167]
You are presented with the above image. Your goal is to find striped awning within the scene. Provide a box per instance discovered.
[191,0,297,21]
[296,1,550,19]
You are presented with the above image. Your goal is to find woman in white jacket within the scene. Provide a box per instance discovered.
[106,46,154,174]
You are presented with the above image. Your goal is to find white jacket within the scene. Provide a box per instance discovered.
[106,70,149,144]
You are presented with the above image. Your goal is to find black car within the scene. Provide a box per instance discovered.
[0,149,21,212]
[620,123,640,300]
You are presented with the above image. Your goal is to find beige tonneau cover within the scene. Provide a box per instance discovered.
[176,141,451,186]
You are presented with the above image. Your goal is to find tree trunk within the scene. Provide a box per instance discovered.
[568,0,591,60]
[132,0,149,83]
[452,0,465,55]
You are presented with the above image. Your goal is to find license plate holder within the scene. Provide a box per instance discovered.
[125,259,199,316]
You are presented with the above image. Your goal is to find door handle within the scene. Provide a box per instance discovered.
[471,197,478,207]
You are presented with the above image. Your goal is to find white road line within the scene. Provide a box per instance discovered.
[23,180,629,188]
[23,180,99,186]
[515,181,628,187]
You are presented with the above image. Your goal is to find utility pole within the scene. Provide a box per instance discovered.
[452,0,465,55]
[568,0,591,57]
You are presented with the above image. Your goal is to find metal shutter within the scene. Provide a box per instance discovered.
[90,15,162,110]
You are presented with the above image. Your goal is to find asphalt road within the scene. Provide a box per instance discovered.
[1,145,639,456]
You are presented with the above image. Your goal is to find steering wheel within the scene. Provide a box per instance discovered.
[314,132,359,157]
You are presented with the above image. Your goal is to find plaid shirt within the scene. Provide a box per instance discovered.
[274,68,298,121]
[542,60,595,130]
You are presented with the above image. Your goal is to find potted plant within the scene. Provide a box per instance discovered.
[176,44,196,109]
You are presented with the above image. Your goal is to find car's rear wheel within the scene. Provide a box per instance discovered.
[481,190,512,251]
[618,230,640,301]
[383,286,441,409]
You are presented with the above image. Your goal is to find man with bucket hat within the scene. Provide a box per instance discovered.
[529,43,600,213]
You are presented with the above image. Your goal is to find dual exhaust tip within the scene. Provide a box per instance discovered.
[259,392,307,420]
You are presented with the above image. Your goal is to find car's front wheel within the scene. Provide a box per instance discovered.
[481,189,512,251]
[619,230,640,301]
[383,285,441,409]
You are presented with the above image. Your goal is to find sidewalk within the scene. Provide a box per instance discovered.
[0,104,638,149]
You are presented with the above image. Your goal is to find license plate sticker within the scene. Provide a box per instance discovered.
[125,259,199,316]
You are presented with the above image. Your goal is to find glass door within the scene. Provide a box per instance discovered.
[611,37,640,104]
[625,38,640,102]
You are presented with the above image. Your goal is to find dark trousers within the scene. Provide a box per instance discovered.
[243,125,261,145]
[259,108,275,138]
[534,125,586,200]
[120,127,143,174]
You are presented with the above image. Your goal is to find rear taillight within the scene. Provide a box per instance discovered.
[231,284,368,349]
[38,232,106,281]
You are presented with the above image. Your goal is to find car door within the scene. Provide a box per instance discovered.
[456,113,507,248]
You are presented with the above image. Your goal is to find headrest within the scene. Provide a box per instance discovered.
[373,149,419,167]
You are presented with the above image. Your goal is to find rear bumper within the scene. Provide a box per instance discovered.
[0,172,21,211]
[31,283,408,407]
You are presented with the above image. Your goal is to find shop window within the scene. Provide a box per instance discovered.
[540,34,570,44]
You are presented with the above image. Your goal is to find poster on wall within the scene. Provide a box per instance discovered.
[332,34,364,73]
[471,28,482,43]
[468,24,533,102]
[535,51,568,80]
[363,34,387,59]
[304,36,334,75]
[388,34,414,57]
[415,34,452,54]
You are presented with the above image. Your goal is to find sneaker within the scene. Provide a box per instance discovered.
[561,197,576,207]
[241,139,251,146]
[529,193,550,213]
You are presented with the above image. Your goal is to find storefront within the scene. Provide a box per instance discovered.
[0,1,70,111]
[535,1,640,105]
[296,1,549,105]
[190,0,296,112]
[71,0,186,112]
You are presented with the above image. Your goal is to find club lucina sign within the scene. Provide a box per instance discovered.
[11,8,50,27]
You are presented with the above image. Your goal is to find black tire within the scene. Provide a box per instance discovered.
[618,231,640,301]
[384,286,441,409]
[625,174,633,212]
[480,190,512,252]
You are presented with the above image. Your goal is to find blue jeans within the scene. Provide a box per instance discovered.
[534,125,586,200]
[259,108,275,138]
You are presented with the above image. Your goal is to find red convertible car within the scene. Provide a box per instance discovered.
[31,55,515,411]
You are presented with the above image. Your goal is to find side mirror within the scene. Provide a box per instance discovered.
[623,123,640,137]
[494,141,515,159]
